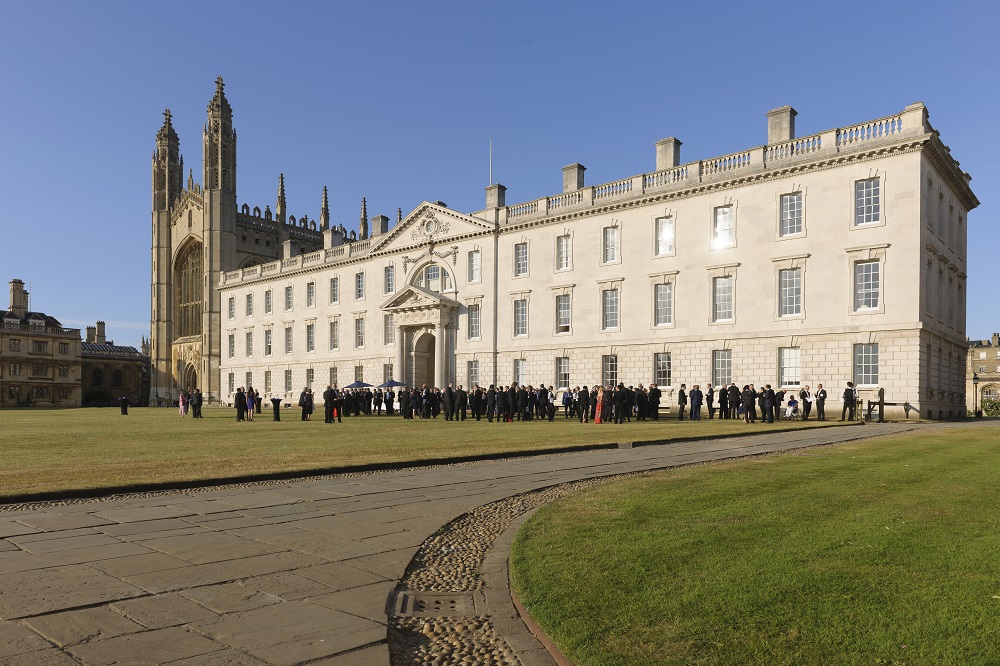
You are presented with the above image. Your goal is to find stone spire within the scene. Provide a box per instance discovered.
[203,76,236,193]
[359,198,369,240]
[320,186,330,230]
[206,76,232,118]
[276,173,286,224]
[153,108,182,210]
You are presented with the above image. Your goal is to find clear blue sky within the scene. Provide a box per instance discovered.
[1,1,996,347]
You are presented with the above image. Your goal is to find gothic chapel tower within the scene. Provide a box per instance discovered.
[149,78,237,405]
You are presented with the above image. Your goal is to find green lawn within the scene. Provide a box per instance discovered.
[0,407,840,501]
[510,426,1000,666]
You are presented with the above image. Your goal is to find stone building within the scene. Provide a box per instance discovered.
[966,333,1000,413]
[0,279,82,407]
[80,321,150,406]
[155,81,977,418]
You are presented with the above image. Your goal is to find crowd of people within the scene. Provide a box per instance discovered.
[222,380,864,424]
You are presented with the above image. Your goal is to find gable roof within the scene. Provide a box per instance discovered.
[368,202,494,255]
[381,284,459,311]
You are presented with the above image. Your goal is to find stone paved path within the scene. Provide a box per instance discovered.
[0,422,931,665]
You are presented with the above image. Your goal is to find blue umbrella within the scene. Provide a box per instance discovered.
[377,379,405,388]
[342,381,373,389]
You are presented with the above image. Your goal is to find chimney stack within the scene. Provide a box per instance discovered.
[766,106,797,144]
[654,137,682,171]
[486,183,507,209]
[370,215,390,236]
[86,326,97,343]
[8,279,28,318]
[562,163,585,193]
[96,321,106,344]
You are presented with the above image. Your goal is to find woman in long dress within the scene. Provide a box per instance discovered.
[594,387,604,424]
[178,392,187,417]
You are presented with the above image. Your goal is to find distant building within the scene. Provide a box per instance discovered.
[966,333,1000,413]
[0,279,82,407]
[80,321,150,406]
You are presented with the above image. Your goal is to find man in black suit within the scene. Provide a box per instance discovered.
[815,384,827,420]
[689,384,703,421]
[516,385,529,421]
[443,383,454,420]
[486,385,497,422]
[841,382,857,421]
[677,384,688,421]
[764,384,776,424]
[728,383,741,419]
[799,385,813,420]
[323,385,336,423]
[613,384,627,424]
[579,385,591,423]
[191,388,203,418]
[456,385,468,421]
[718,385,728,419]
[706,384,715,419]
[648,384,661,420]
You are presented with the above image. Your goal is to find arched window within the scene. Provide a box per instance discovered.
[112,370,124,388]
[92,369,103,387]
[413,263,454,293]
[174,242,203,338]
[982,385,1000,402]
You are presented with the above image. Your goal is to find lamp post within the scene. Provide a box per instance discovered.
[973,372,980,417]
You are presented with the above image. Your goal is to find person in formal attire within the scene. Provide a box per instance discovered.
[456,385,468,421]
[743,385,756,423]
[246,386,256,421]
[411,387,423,418]
[578,385,591,423]
[119,396,129,416]
[815,384,827,420]
[323,385,336,423]
[235,387,247,422]
[516,385,529,421]
[594,387,605,424]
[799,385,813,420]
[772,388,784,423]
[191,389,203,418]
[386,388,396,416]
[179,391,187,417]
[612,384,627,424]
[728,383,741,419]
[763,384,776,424]
[689,385,703,421]
[443,383,455,420]
[648,384,661,420]
[718,384,729,419]
[677,384,688,421]
[841,382,858,421]
[635,387,648,421]
[706,384,715,419]
[300,388,314,421]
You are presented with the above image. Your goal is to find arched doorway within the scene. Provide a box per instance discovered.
[413,332,436,388]
[183,364,198,392]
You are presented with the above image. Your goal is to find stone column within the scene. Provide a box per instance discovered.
[435,324,446,388]
[395,326,405,384]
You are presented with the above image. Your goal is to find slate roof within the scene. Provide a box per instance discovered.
[0,309,63,328]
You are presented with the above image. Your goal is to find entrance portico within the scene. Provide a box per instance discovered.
[383,285,459,388]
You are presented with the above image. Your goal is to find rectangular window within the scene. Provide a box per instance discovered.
[384,363,394,384]
[655,217,674,256]
[602,355,618,387]
[31,364,47,377]
[384,266,395,294]
[329,277,339,304]
[712,276,734,322]
[33,341,48,354]
[555,294,571,333]
[355,272,365,299]
[264,329,272,356]
[284,326,293,354]
[245,371,253,389]
[246,293,254,316]
[59,388,70,400]
[306,323,315,352]
[713,206,735,248]
[355,317,365,348]
[306,368,314,389]
[354,365,364,383]
[306,282,316,307]
[514,359,526,386]
[228,297,235,319]
[602,226,619,263]
[780,192,803,236]
[384,314,395,344]
[32,387,48,400]
[284,286,293,311]
[330,320,339,350]
[712,349,732,387]
[228,373,235,394]
[9,386,20,400]
[245,331,253,357]
[264,290,272,314]
[855,178,881,225]
[514,299,528,336]
[778,268,802,317]
[556,356,570,389]
[468,304,481,339]
[8,363,21,375]
[468,250,481,282]
[779,347,801,387]
[468,360,480,387]
[228,334,235,359]
[59,343,69,355]
[654,283,673,326]
[330,366,338,387]
[654,352,671,386]
[602,289,619,330]
[514,242,529,276]
[58,365,69,377]
[854,261,880,310]
[8,339,20,352]
[284,369,292,392]
[556,235,571,270]
[264,370,271,393]
[854,343,879,385]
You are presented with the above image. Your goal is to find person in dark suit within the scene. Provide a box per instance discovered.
[386,388,395,416]
[677,384,688,421]
[689,385,703,421]
[456,385,468,421]
[235,387,247,422]
[799,386,812,420]
[612,384,627,424]
[486,386,497,422]
[516,385,529,421]
[706,384,715,419]
[635,387,648,421]
[443,384,455,420]
[579,385,591,423]
[815,384,827,420]
[841,382,857,421]
[648,384,661,420]
[764,384,776,424]
[718,384,728,419]
[728,383,741,419]
[772,389,784,423]
[323,385,336,423]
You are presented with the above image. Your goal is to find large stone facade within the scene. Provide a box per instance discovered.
[80,321,150,406]
[966,333,1000,414]
[155,83,976,419]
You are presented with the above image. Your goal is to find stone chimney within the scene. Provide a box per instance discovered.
[562,164,585,193]
[486,183,507,209]
[282,240,300,259]
[86,326,97,343]
[992,332,999,347]
[766,106,797,144]
[323,227,345,248]
[371,215,390,236]
[96,320,107,344]
[654,137,682,171]
[8,279,28,318]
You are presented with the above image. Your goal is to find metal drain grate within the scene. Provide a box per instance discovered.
[394,591,486,617]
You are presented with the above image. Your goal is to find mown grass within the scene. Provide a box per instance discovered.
[510,426,1000,666]
[0,407,841,501]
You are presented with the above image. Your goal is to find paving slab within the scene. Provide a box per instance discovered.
[164,648,271,665]
[96,518,200,538]
[0,522,40,539]
[111,593,218,629]
[310,580,396,624]
[294,561,390,590]
[306,642,390,665]
[92,506,194,523]
[0,647,80,665]
[10,532,122,555]
[0,542,153,575]
[88,552,193,578]
[178,582,281,613]
[0,621,53,657]
[123,552,325,593]
[137,532,285,564]
[67,626,224,665]
[240,570,339,601]
[231,529,385,561]
[0,565,146,620]
[15,513,113,532]
[23,606,145,647]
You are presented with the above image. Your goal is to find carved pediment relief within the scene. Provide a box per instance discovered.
[369,202,494,254]
[381,284,459,312]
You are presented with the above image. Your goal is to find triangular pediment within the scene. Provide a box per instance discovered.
[381,284,458,311]
[369,202,494,254]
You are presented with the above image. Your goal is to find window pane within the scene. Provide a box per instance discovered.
[602,289,619,329]
[330,277,339,303]
[780,193,803,236]
[854,261,880,310]
[855,178,881,225]
[514,299,528,336]
[307,282,315,307]
[602,355,618,386]
[468,251,481,282]
[654,283,673,326]
[779,347,800,386]
[556,235,571,270]
[654,352,671,386]
[713,276,734,322]
[556,294,571,333]
[854,343,879,385]
[515,243,528,276]
[556,357,570,389]
[603,227,618,262]
[712,349,732,387]
[656,217,674,255]
[779,268,802,316]
[469,304,481,339]
[306,323,315,352]
[713,207,735,248]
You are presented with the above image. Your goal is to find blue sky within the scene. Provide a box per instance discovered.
[1,1,996,347]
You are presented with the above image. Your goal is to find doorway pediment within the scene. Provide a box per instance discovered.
[381,285,459,312]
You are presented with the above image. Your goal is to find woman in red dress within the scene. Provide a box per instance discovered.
[594,387,604,424]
